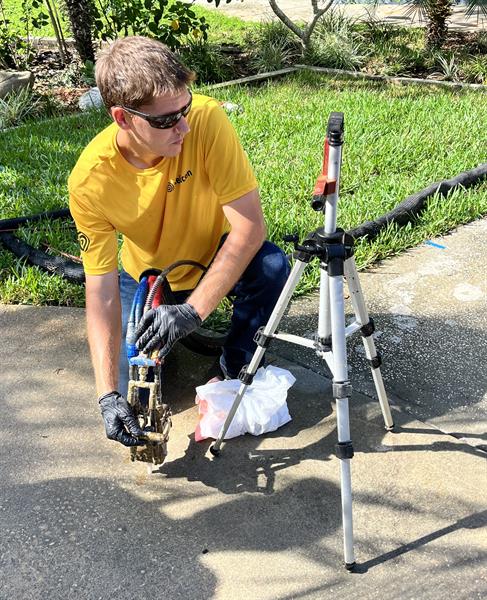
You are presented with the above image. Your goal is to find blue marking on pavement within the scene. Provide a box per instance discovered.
[425,240,446,249]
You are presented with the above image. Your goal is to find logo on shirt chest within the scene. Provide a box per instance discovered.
[167,170,192,192]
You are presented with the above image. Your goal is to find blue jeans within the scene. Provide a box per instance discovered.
[118,240,290,397]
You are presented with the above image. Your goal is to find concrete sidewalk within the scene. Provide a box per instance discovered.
[194,0,487,33]
[0,219,486,599]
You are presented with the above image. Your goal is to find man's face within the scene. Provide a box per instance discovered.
[120,88,192,159]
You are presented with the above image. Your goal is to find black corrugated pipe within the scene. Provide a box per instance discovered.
[0,208,85,283]
[347,163,487,241]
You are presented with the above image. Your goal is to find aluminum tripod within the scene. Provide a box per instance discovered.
[209,112,395,570]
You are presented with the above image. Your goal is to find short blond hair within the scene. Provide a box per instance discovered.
[95,36,195,109]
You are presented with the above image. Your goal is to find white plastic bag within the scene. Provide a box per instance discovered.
[195,365,295,441]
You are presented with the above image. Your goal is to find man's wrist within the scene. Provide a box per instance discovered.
[98,390,120,403]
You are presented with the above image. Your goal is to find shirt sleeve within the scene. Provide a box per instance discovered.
[201,101,258,205]
[69,190,118,276]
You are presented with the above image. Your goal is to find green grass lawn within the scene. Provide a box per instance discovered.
[1,70,486,306]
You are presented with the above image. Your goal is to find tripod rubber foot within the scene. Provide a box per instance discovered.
[386,424,396,432]
[209,445,220,457]
[345,561,356,572]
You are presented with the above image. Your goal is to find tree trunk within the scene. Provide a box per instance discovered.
[268,0,335,56]
[63,0,95,63]
[44,0,69,64]
[425,0,453,49]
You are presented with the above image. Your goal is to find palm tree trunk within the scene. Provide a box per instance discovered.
[63,0,95,63]
[425,0,453,49]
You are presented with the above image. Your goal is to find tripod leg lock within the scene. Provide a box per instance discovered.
[367,352,382,369]
[360,318,375,338]
[238,365,254,385]
[335,441,354,460]
[316,335,332,352]
[254,327,273,348]
[333,381,352,399]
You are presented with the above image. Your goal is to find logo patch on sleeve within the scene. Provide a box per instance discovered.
[77,231,91,252]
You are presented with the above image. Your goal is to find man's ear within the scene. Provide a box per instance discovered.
[111,106,131,130]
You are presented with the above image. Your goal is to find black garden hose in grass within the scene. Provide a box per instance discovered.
[347,163,487,241]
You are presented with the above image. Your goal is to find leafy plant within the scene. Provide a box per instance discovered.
[460,54,487,83]
[0,6,33,69]
[0,87,39,130]
[431,53,460,81]
[359,9,397,44]
[0,0,53,68]
[92,0,209,50]
[177,38,234,83]
[208,0,340,56]
[315,9,357,38]
[306,33,365,71]
[246,20,301,73]
[81,59,96,86]
[368,42,426,77]
[305,13,366,71]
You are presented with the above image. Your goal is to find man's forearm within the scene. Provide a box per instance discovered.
[86,289,122,396]
[188,231,264,320]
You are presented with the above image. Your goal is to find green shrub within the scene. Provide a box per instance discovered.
[431,53,460,81]
[460,55,487,84]
[369,43,427,77]
[245,20,301,73]
[305,10,365,70]
[0,87,39,129]
[315,9,357,38]
[359,11,398,45]
[177,38,234,84]
[0,0,50,69]
[0,21,32,69]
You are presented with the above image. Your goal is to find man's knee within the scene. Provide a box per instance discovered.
[258,242,290,290]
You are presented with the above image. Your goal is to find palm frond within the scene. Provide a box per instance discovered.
[465,0,487,18]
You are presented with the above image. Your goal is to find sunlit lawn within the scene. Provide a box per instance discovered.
[1,70,486,305]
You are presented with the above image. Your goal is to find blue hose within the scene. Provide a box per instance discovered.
[126,277,148,361]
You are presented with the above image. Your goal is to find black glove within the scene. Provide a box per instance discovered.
[135,303,202,359]
[99,391,144,447]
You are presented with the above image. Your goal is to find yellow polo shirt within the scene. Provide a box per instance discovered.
[68,94,257,291]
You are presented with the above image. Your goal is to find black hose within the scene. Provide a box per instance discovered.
[0,208,71,231]
[1,163,486,282]
[0,231,85,282]
[347,162,487,241]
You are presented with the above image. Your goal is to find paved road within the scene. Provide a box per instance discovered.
[195,0,487,32]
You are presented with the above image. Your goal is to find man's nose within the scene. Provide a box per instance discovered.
[175,116,190,135]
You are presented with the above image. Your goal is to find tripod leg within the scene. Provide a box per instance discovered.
[318,267,332,348]
[344,258,394,430]
[210,259,308,456]
[328,272,356,569]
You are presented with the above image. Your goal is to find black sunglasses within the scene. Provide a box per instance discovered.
[120,91,192,130]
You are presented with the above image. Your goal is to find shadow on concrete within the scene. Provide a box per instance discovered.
[353,509,487,574]
[0,474,344,598]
